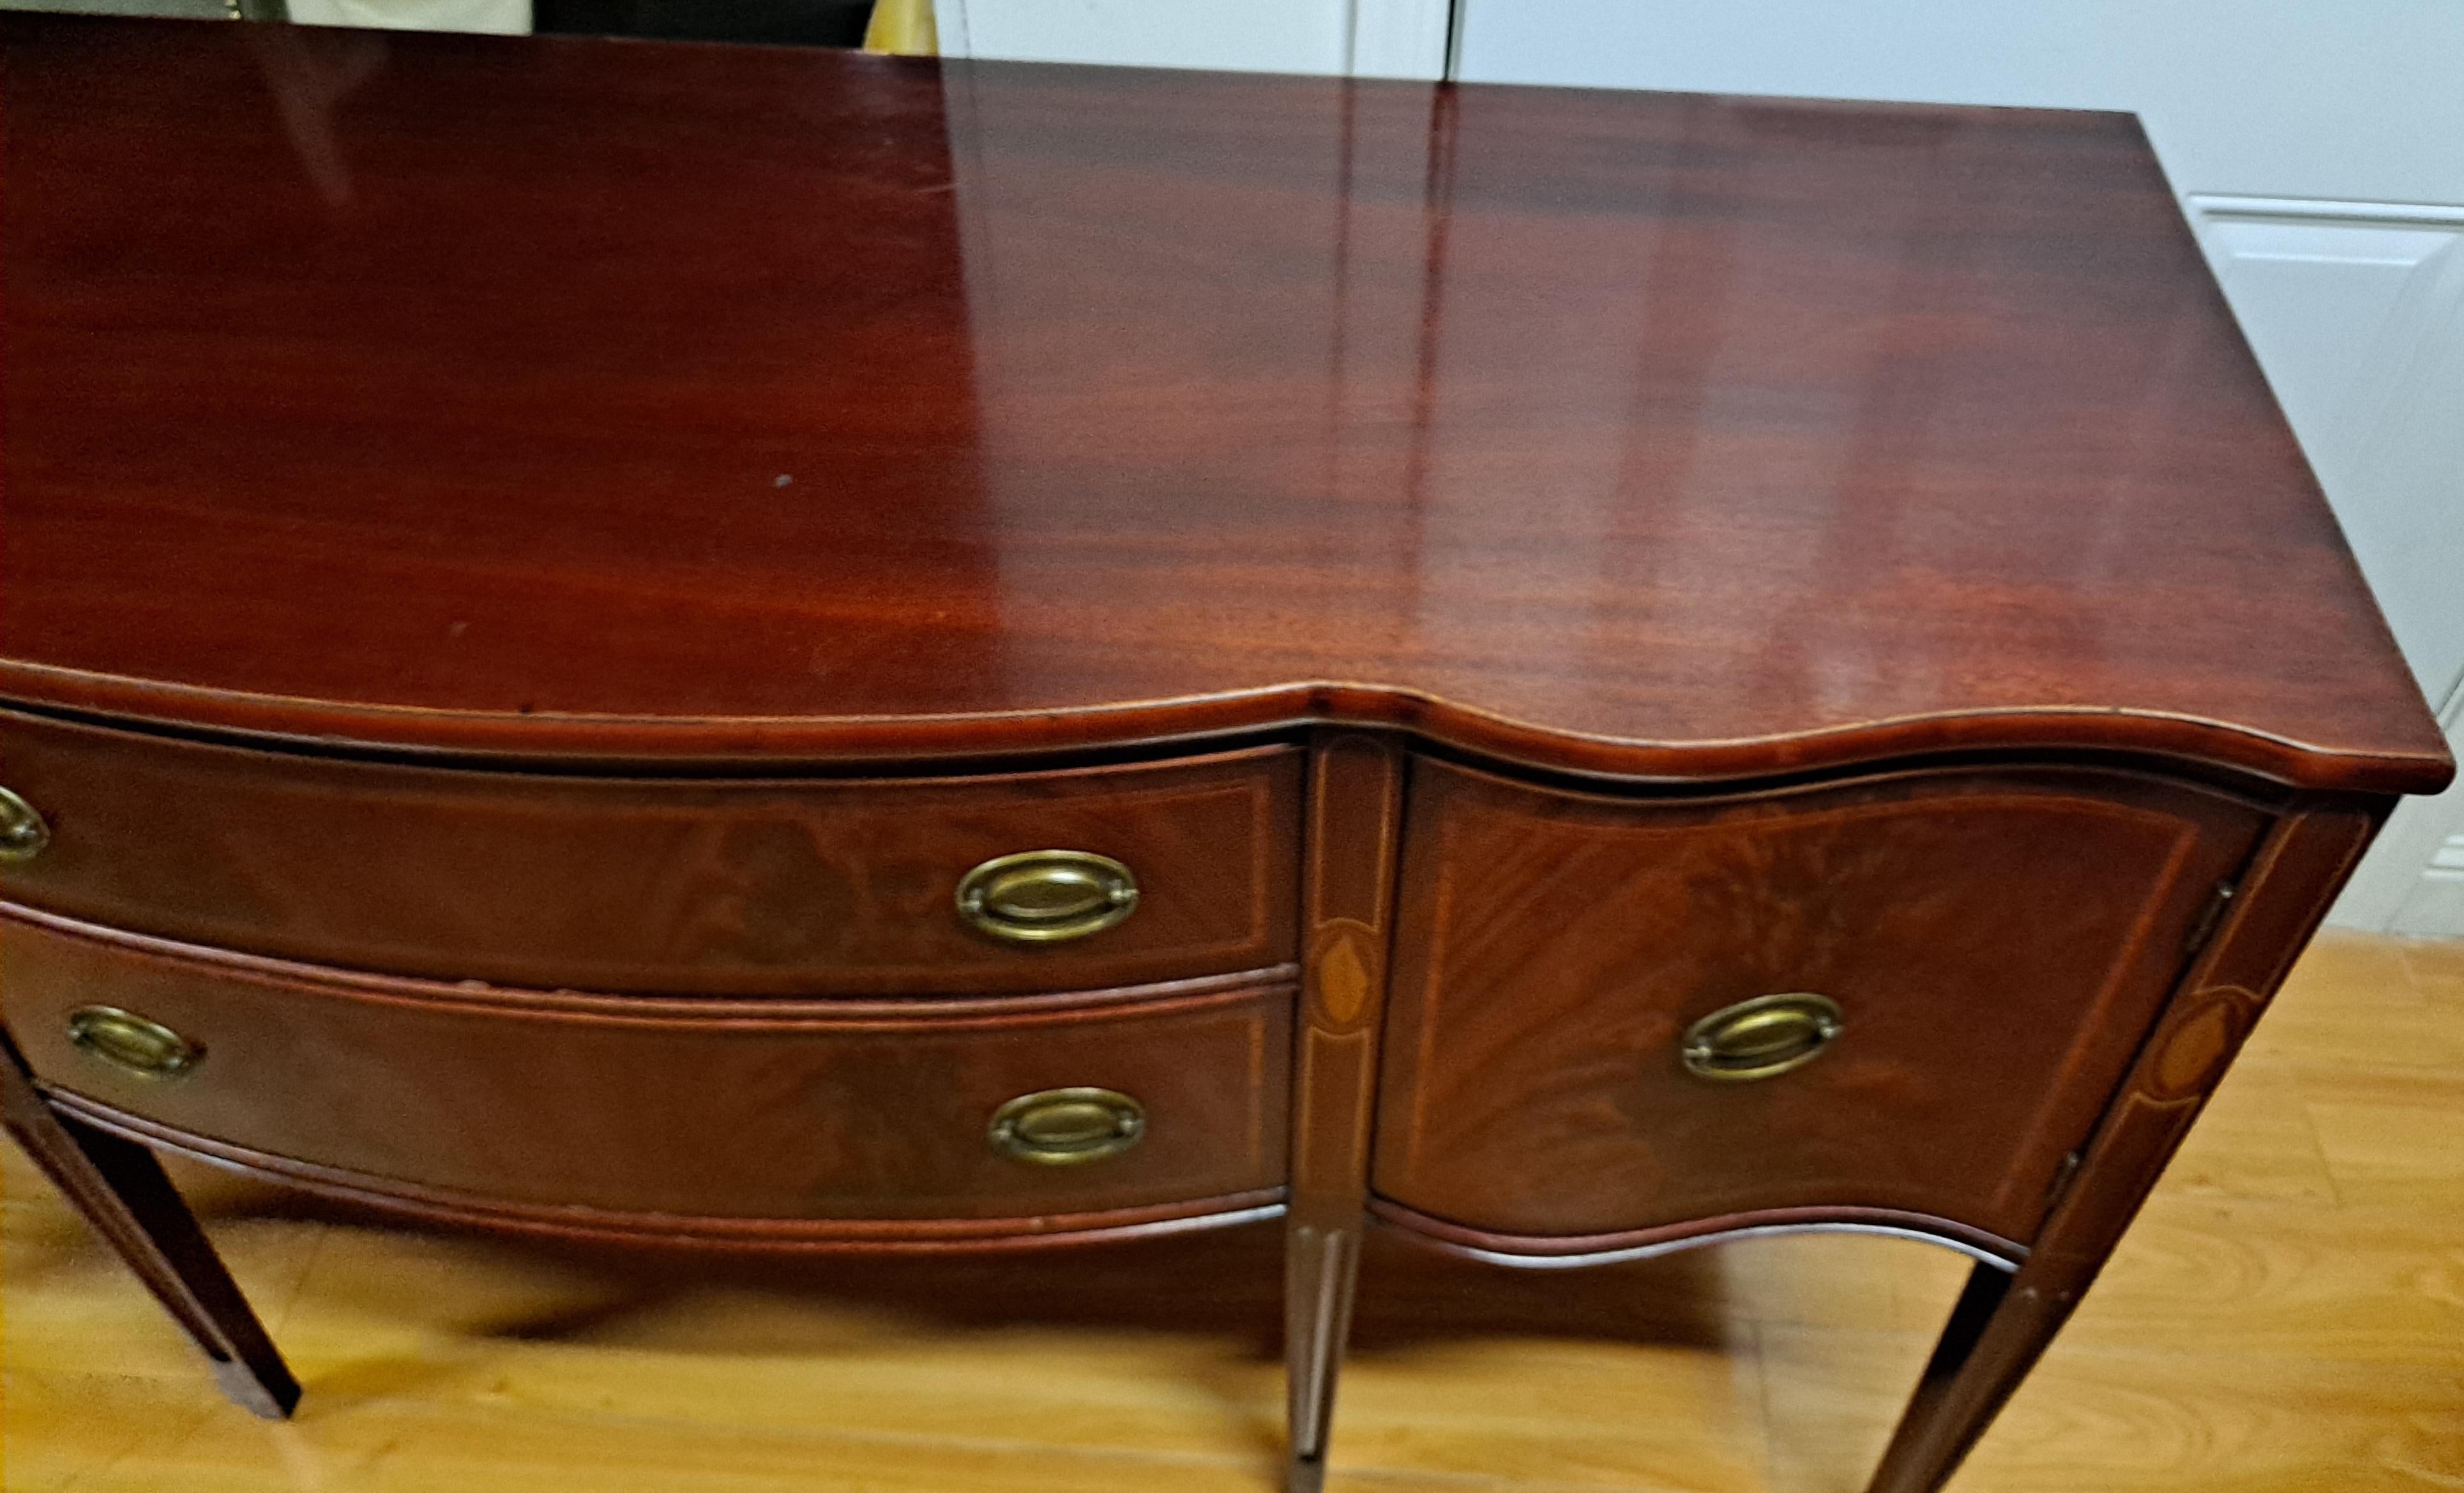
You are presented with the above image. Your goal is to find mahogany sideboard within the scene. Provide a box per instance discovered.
[0,16,2450,1492]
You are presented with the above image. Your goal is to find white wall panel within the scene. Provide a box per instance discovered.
[2191,199,2464,711]
[1350,0,1449,79]
[1455,0,2464,209]
[941,0,1345,73]
[2193,200,2464,933]
[937,0,1449,77]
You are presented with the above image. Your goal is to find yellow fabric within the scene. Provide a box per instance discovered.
[862,0,937,55]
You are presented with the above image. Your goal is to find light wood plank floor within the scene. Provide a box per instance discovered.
[7,931,2461,1492]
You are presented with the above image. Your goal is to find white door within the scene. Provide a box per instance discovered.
[1458,1,2464,932]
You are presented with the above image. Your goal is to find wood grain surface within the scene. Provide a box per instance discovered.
[0,712,1299,995]
[1,911,1294,1225]
[6,932,2457,1492]
[0,17,2453,1489]
[0,15,2446,792]
[1375,757,2269,1248]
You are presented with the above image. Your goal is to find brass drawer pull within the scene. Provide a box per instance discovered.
[66,1006,204,1080]
[1680,992,1843,1082]
[956,850,1139,943]
[988,1087,1145,1165]
[0,786,49,862]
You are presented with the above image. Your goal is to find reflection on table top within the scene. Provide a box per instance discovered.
[0,15,2444,788]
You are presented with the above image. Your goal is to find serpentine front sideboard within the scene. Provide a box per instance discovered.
[0,15,2450,1493]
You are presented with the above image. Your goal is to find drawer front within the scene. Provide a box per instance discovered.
[0,712,1299,995]
[1373,758,2271,1248]
[1,914,1290,1221]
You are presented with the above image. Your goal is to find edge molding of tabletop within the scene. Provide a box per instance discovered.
[0,665,2450,796]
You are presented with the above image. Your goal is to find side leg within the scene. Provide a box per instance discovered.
[0,1036,299,1418]
[1867,807,2376,1493]
[1284,732,1406,1493]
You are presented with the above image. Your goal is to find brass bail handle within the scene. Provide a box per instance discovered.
[66,1006,204,1080]
[988,1087,1145,1165]
[0,785,50,862]
[1680,992,1843,1082]
[956,850,1139,944]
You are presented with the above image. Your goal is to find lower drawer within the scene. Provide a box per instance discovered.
[1,912,1292,1227]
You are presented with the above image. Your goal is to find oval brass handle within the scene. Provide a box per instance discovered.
[66,1006,204,1080]
[956,850,1139,943]
[1680,992,1843,1082]
[0,786,50,863]
[988,1087,1145,1165]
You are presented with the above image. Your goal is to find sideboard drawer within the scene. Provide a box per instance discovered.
[1373,758,2272,1249]
[0,712,1299,996]
[1,913,1291,1223]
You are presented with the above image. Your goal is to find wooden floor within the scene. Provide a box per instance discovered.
[6,930,2461,1492]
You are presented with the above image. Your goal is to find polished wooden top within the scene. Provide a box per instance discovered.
[0,17,2445,789]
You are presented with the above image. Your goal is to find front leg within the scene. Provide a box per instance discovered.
[1284,732,1407,1493]
[0,1031,299,1418]
[1285,1208,1362,1493]
[1864,1259,2037,1493]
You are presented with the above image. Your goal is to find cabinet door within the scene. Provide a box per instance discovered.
[1373,758,2269,1252]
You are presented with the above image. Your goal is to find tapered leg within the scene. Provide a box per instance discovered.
[0,1037,299,1418]
[1285,1214,1362,1493]
[1864,1261,2050,1493]
[1285,732,1409,1493]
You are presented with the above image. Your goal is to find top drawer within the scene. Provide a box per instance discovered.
[0,712,1299,996]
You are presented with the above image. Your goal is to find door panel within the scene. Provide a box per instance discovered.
[1373,757,2269,1247]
